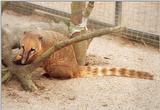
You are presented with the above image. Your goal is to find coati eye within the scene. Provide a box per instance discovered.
[18,46,21,49]
[19,45,24,50]
[30,48,36,52]
[30,48,36,55]
[21,45,24,49]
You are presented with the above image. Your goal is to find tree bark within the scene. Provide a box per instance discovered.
[70,2,86,25]
[70,2,94,65]
[2,67,12,83]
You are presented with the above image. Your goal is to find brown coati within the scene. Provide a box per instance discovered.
[14,30,153,80]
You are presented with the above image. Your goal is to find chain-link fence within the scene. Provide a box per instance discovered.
[3,1,160,47]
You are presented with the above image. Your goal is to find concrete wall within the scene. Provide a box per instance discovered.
[32,2,160,35]
[32,2,71,13]
[32,2,116,25]
[122,2,160,35]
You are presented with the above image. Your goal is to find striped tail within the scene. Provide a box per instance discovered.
[79,66,153,80]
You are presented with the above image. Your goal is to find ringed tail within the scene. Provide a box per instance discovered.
[79,66,154,80]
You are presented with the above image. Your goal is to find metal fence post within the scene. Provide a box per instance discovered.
[115,1,122,26]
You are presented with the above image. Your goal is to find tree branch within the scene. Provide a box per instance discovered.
[2,68,12,83]
[2,26,123,91]
[28,26,123,68]
[2,2,124,91]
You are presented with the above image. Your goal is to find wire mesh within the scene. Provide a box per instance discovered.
[3,1,160,48]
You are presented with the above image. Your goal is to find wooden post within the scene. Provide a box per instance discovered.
[70,2,94,65]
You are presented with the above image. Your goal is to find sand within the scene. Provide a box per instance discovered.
[2,10,160,110]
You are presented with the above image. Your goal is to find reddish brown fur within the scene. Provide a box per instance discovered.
[14,30,154,80]
[101,68,108,75]
[110,68,117,75]
[87,66,92,71]
[92,68,98,75]
[119,68,127,76]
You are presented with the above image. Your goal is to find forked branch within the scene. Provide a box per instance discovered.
[2,26,123,91]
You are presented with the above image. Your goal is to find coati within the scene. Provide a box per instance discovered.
[14,30,153,80]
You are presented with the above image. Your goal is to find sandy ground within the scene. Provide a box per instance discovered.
[2,10,160,110]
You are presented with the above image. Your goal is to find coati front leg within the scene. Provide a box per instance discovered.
[43,65,80,79]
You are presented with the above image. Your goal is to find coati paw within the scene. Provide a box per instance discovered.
[13,55,22,65]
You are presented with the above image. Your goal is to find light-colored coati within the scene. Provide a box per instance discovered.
[14,30,153,80]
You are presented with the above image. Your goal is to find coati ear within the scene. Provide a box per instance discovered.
[38,35,43,41]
